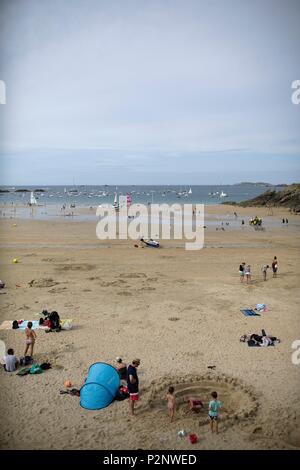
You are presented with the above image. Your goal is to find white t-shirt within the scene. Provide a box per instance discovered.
[4,354,17,372]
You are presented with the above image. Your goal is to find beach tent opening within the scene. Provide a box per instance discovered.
[80,362,120,410]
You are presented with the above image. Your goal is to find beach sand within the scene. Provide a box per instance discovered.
[0,205,299,450]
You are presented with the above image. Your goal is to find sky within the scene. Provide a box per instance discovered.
[0,0,299,185]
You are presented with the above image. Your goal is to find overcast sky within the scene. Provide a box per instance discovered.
[0,0,299,185]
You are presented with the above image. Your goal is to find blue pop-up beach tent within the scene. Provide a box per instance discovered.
[80,362,120,410]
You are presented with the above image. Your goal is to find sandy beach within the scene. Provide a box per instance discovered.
[0,204,299,450]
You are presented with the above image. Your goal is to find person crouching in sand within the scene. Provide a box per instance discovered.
[24,321,36,357]
[165,386,176,422]
[186,396,204,413]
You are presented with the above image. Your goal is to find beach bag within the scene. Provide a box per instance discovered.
[29,364,43,374]
[62,321,72,331]
[40,362,51,370]
[115,386,129,401]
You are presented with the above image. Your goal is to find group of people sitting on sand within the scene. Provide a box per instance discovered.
[239,256,278,283]
[3,321,36,372]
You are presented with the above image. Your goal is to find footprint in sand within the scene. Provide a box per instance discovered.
[56,264,96,272]
[29,278,59,288]
[49,287,67,293]
[117,291,133,296]
[119,273,147,279]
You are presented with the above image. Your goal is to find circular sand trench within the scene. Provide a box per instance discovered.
[140,373,259,425]
[283,418,300,449]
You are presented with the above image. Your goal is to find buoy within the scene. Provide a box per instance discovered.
[64,380,72,388]
[12,258,19,264]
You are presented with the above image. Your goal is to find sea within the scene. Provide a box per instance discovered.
[0,184,282,207]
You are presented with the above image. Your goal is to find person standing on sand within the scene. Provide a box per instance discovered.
[127,358,140,416]
[24,322,36,357]
[165,386,176,422]
[261,264,270,281]
[208,391,227,434]
[239,262,246,283]
[244,264,251,284]
[272,256,278,278]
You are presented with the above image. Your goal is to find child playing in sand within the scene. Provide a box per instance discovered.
[24,322,36,357]
[208,391,227,434]
[165,386,176,422]
[187,396,204,413]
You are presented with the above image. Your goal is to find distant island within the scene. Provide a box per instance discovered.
[223,184,300,213]
[235,182,288,187]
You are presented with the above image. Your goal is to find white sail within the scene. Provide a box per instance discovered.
[30,191,37,205]
[188,187,192,194]
[113,192,119,210]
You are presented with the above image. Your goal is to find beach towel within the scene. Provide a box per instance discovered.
[240,309,260,317]
[0,319,73,330]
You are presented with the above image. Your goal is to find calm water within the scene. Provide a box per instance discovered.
[0,184,281,207]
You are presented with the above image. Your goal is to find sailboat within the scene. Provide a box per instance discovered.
[113,192,119,211]
[29,191,38,205]
[188,187,192,195]
[220,191,228,198]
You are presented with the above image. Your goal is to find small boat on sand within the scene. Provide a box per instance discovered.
[140,238,160,248]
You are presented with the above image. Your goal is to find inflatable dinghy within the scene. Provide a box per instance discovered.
[141,238,160,248]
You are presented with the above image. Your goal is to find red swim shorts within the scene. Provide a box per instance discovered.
[130,393,139,401]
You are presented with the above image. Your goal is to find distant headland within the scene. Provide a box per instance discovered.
[223,184,300,213]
